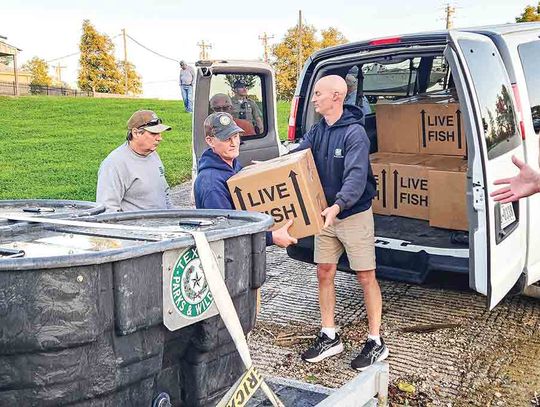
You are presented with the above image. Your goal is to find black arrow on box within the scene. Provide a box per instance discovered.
[381,169,387,208]
[456,109,463,149]
[289,170,311,226]
[393,169,399,210]
[421,110,427,148]
[233,186,247,210]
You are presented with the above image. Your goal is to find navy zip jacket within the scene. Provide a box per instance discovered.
[296,104,376,219]
[194,148,273,245]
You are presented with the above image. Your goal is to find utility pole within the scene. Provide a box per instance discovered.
[259,32,274,63]
[297,10,303,80]
[197,41,212,60]
[122,28,128,95]
[54,63,66,84]
[445,3,456,29]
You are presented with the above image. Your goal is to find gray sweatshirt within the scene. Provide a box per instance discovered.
[179,66,195,86]
[96,142,172,212]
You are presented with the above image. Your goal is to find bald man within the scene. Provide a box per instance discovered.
[296,75,388,371]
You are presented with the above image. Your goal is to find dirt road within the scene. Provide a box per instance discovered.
[249,246,540,406]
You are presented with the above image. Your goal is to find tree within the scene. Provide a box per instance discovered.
[78,19,123,93]
[22,57,52,86]
[319,27,348,49]
[272,24,319,100]
[271,24,348,100]
[516,2,540,22]
[117,61,143,95]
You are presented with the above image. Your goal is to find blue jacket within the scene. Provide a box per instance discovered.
[296,105,376,219]
[194,148,273,245]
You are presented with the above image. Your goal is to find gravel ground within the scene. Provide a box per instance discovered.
[172,182,540,406]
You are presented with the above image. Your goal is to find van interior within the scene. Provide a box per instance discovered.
[304,47,470,265]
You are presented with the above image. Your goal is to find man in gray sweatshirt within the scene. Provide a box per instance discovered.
[96,110,173,212]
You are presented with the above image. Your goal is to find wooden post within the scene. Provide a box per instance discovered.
[297,10,303,80]
[13,52,19,96]
[122,28,128,95]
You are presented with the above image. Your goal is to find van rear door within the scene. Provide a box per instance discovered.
[445,32,526,309]
[192,61,281,174]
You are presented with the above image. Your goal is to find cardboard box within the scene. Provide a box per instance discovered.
[418,100,466,156]
[429,168,468,231]
[376,103,421,154]
[376,93,466,157]
[227,149,327,239]
[370,152,422,216]
[390,157,431,220]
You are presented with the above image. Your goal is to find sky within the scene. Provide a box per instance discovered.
[0,0,534,99]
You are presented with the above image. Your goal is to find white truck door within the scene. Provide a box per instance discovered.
[192,61,281,177]
[445,31,526,309]
[514,38,540,286]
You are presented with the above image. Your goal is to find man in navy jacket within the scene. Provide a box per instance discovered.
[194,112,296,248]
[297,75,388,371]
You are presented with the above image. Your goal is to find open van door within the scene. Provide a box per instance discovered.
[444,32,526,309]
[192,61,281,180]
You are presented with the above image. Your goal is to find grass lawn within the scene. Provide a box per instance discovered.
[0,96,290,201]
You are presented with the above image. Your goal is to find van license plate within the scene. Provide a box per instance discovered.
[500,203,516,229]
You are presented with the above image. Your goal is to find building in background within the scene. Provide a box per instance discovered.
[0,35,25,95]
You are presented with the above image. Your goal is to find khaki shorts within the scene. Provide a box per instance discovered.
[314,207,376,271]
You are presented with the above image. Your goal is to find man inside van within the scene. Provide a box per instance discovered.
[96,110,173,212]
[210,93,256,136]
[231,79,264,133]
[344,74,372,118]
[194,111,296,248]
[492,155,540,203]
[296,75,388,371]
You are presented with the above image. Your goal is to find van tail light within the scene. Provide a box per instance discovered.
[512,83,526,140]
[288,96,300,141]
[369,37,402,46]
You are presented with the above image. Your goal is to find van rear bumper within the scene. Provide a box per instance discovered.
[287,236,469,284]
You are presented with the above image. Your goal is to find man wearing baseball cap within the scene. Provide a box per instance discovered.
[96,110,173,212]
[194,112,296,248]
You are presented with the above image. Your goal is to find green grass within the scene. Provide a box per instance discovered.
[0,96,290,201]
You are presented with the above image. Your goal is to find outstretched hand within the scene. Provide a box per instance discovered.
[491,155,540,203]
[272,219,298,248]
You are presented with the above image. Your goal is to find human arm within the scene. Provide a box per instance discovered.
[96,160,126,212]
[334,125,370,212]
[491,155,540,203]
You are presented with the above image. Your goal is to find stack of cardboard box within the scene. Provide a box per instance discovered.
[373,91,468,231]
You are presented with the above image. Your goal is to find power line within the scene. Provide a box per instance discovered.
[47,52,79,63]
[126,34,180,63]
[45,34,121,63]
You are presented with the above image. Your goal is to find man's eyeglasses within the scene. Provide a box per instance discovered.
[212,105,232,112]
[138,118,162,128]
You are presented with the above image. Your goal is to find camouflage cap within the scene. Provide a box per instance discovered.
[232,79,248,89]
[204,112,244,141]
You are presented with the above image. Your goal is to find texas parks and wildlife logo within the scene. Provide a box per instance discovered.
[170,247,213,318]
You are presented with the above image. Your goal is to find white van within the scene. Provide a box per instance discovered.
[192,23,540,309]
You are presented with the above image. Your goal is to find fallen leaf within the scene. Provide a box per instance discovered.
[397,381,416,394]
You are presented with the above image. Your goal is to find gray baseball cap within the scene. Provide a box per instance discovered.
[205,112,244,141]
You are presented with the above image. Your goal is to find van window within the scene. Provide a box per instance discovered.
[208,74,266,139]
[348,56,448,102]
[518,41,540,135]
[458,39,520,160]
